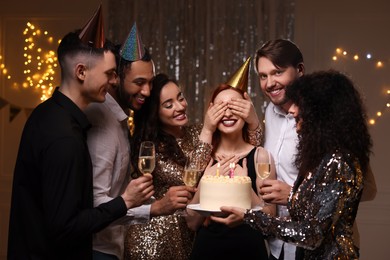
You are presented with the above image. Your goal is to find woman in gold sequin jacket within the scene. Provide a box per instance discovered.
[125,73,262,260]
[211,70,372,260]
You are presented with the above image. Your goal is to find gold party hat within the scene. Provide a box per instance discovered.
[226,57,251,92]
[79,4,105,48]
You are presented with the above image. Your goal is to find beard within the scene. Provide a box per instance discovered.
[116,85,133,109]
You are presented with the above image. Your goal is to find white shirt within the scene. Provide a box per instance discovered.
[264,102,298,260]
[85,93,151,260]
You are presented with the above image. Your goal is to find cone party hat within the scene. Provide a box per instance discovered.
[120,22,145,61]
[79,4,105,48]
[226,57,251,92]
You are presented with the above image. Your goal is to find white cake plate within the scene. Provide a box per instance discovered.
[186,204,262,217]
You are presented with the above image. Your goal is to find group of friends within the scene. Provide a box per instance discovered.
[7,5,376,260]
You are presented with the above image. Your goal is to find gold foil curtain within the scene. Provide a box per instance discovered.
[107,0,295,123]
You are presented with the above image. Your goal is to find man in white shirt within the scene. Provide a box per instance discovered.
[255,39,304,260]
[255,39,377,260]
[85,23,195,260]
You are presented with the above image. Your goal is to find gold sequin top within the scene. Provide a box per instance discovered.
[244,151,363,260]
[124,124,212,260]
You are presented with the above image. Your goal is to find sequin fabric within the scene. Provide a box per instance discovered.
[247,123,263,146]
[244,151,363,260]
[124,124,212,260]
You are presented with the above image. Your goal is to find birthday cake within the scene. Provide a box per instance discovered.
[199,175,252,211]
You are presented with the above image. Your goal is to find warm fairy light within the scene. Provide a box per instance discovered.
[376,61,383,68]
[0,22,60,102]
[332,48,390,126]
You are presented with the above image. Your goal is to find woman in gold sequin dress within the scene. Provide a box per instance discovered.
[211,70,373,259]
[125,73,262,259]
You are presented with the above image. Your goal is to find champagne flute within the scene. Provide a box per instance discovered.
[138,141,155,175]
[180,153,202,215]
[255,149,272,206]
[183,154,202,188]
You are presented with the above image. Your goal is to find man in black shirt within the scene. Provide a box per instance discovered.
[7,6,154,259]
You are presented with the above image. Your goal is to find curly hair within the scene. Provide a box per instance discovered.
[131,73,187,175]
[286,70,372,178]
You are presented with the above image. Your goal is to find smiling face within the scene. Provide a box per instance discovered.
[82,51,117,104]
[257,57,302,112]
[158,82,188,135]
[120,59,154,110]
[214,88,245,134]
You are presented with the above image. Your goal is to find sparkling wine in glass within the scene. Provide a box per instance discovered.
[180,153,202,215]
[255,149,271,180]
[183,169,202,187]
[255,149,272,206]
[138,141,155,175]
[183,154,202,187]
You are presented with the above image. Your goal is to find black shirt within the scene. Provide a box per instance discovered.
[8,89,127,259]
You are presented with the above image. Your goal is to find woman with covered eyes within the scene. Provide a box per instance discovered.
[211,70,373,259]
[188,83,276,260]
[124,71,262,259]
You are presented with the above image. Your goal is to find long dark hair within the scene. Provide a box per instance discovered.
[131,73,186,175]
[286,70,372,178]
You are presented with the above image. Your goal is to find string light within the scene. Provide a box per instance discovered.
[332,47,390,126]
[1,22,60,102]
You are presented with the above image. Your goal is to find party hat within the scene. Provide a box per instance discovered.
[120,22,145,61]
[79,4,105,48]
[226,57,251,92]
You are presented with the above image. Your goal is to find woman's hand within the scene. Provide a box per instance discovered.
[205,154,238,176]
[209,206,245,227]
[233,158,248,176]
[228,92,260,130]
[203,101,227,133]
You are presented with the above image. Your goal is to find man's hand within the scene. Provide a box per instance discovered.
[121,174,154,209]
[151,185,197,216]
[258,179,292,205]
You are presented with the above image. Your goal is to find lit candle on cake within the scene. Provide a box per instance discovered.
[229,162,235,178]
[216,162,220,177]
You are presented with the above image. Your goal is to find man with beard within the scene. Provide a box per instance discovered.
[8,8,153,260]
[85,23,195,260]
[255,39,376,260]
